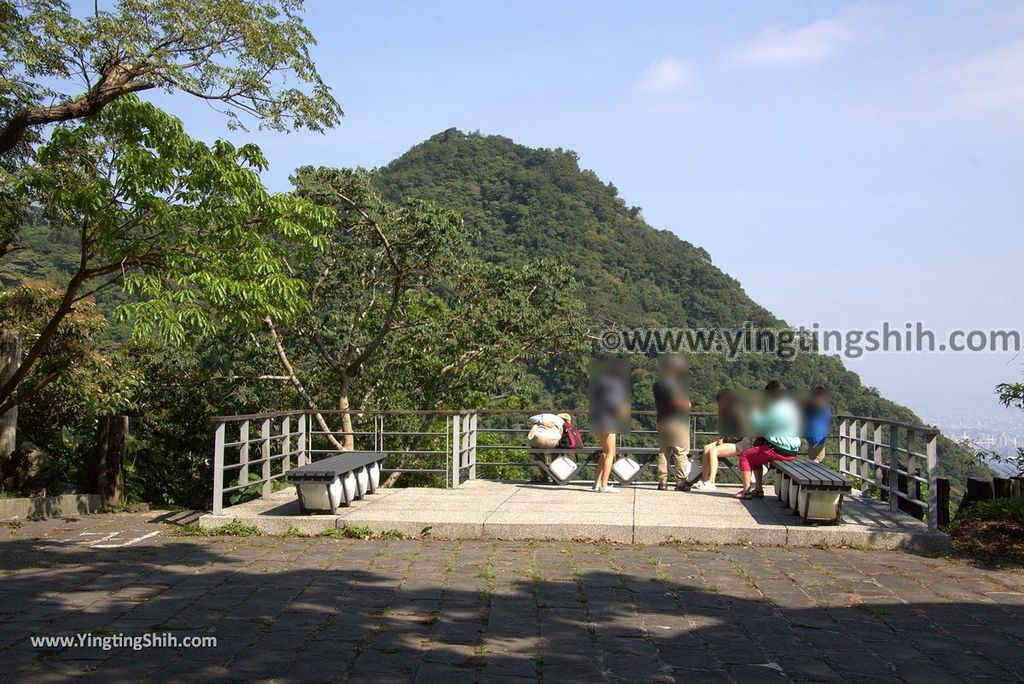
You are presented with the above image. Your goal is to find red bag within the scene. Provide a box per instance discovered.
[558,421,584,449]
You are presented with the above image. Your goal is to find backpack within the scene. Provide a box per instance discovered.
[558,421,584,449]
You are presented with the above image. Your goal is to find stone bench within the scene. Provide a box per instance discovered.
[285,451,386,514]
[774,460,851,524]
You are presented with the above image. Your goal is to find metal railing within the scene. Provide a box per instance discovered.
[836,415,940,532]
[211,409,944,532]
[211,409,722,514]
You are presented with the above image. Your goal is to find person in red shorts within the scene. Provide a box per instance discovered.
[735,380,802,500]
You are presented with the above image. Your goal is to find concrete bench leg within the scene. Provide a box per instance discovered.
[776,474,788,502]
[367,462,381,493]
[787,481,801,511]
[341,472,357,506]
[355,466,369,499]
[798,489,842,523]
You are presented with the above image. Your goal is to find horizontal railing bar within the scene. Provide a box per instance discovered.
[837,415,939,435]
[380,468,448,474]
[221,472,291,494]
[216,408,721,423]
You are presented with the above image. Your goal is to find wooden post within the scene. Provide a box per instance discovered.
[936,477,950,528]
[212,421,225,515]
[96,415,128,507]
[0,332,20,459]
[955,477,995,519]
[993,477,1012,499]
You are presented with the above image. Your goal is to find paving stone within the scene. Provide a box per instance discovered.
[1,511,1021,682]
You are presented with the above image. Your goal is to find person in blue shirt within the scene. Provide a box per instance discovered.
[804,386,832,463]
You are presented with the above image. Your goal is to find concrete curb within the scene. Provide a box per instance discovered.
[0,494,104,520]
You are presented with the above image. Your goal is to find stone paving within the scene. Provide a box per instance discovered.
[2,512,1023,683]
[201,480,948,552]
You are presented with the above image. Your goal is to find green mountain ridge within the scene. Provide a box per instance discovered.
[372,128,990,484]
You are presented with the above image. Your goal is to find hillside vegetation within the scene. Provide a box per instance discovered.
[1,129,990,493]
[374,129,990,483]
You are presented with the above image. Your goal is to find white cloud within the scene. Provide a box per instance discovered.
[636,57,697,95]
[944,40,1024,113]
[729,4,878,66]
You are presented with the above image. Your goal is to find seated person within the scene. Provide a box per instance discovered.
[804,386,832,463]
[735,380,802,499]
[694,389,753,491]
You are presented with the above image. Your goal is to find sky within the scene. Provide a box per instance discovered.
[144,0,1023,421]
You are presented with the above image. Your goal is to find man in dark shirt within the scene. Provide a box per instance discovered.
[653,354,692,491]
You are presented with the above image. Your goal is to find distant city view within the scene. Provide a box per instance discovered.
[927,410,1024,477]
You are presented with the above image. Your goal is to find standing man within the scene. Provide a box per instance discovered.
[653,354,692,491]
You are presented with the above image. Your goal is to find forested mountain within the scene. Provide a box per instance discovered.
[374,129,989,482]
[1,128,991,489]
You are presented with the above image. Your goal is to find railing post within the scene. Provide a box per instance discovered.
[281,415,291,473]
[870,424,883,498]
[839,419,849,474]
[239,420,249,487]
[856,422,868,487]
[926,432,938,532]
[261,418,272,499]
[451,413,461,488]
[212,421,225,515]
[888,425,900,512]
[469,412,478,480]
[297,413,307,467]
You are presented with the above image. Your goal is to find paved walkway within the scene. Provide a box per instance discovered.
[1,512,1023,682]
[201,480,948,551]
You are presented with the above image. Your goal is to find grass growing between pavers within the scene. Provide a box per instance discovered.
[176,519,262,537]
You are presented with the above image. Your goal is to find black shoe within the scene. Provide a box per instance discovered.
[657,482,668,491]
[675,481,691,492]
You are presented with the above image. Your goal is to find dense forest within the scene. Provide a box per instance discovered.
[1,130,990,505]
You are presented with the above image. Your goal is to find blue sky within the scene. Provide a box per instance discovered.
[150,0,1023,419]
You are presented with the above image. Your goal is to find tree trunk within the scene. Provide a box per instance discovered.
[338,377,355,450]
[96,415,128,506]
[0,332,20,460]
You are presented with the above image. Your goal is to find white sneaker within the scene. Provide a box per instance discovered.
[592,483,601,492]
[601,485,618,493]
[701,482,717,491]
[692,480,705,490]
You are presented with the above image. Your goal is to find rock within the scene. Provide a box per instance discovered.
[0,441,56,495]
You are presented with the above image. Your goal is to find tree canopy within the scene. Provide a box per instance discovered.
[0,96,334,414]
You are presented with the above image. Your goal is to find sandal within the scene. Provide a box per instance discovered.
[734,490,750,499]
